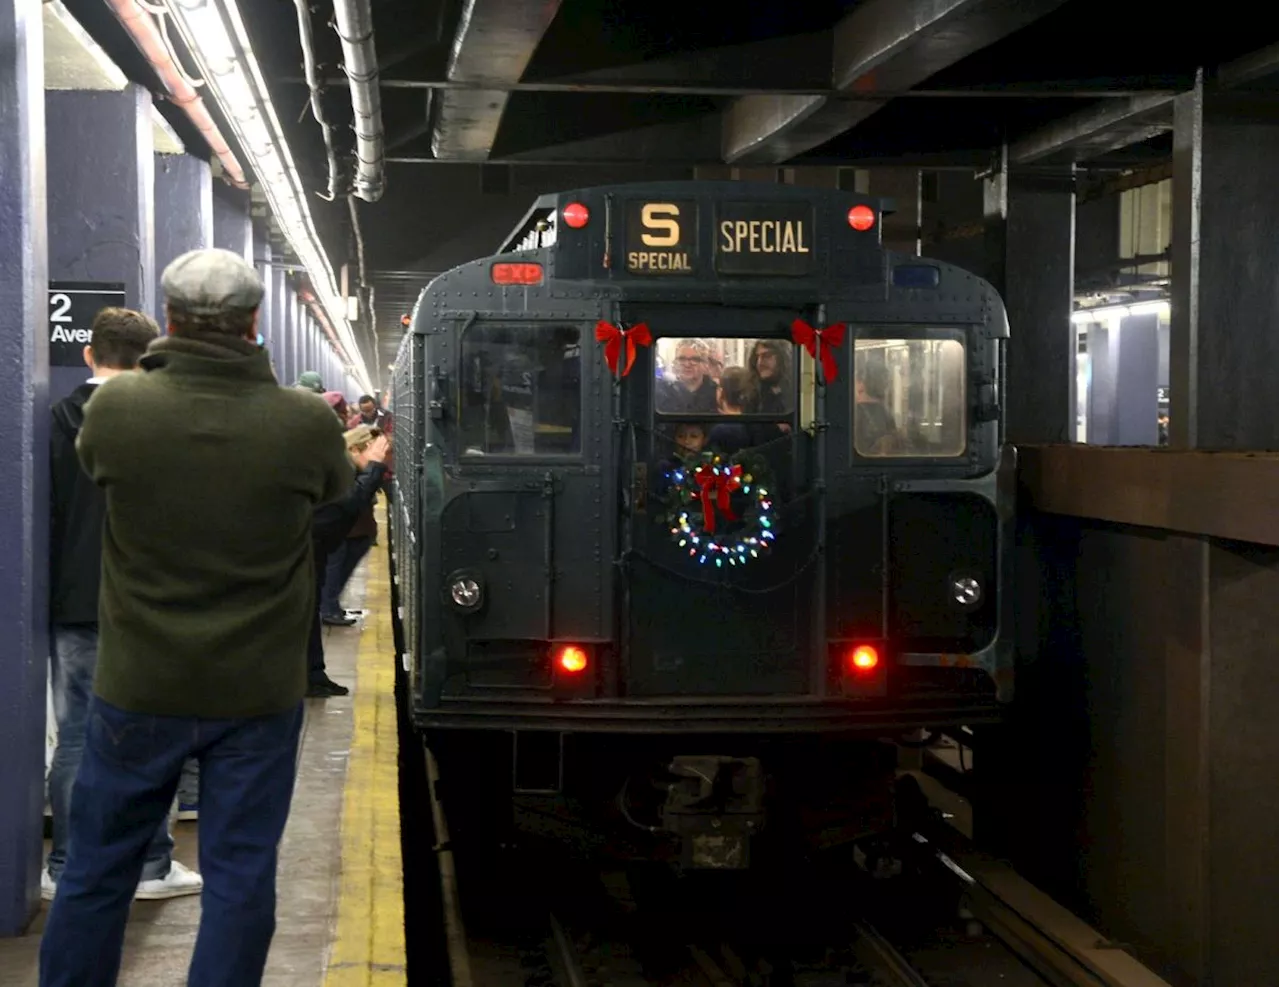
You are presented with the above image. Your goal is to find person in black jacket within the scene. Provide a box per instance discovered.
[306,425,391,697]
[45,307,203,901]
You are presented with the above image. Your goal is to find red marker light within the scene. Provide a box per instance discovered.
[557,646,588,673]
[847,204,876,232]
[848,644,879,672]
[491,262,543,285]
[562,202,589,228]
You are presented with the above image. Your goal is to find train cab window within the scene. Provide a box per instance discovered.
[654,337,795,417]
[459,324,581,455]
[853,338,965,458]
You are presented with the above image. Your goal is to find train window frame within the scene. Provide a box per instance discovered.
[651,335,800,422]
[456,321,585,462]
[850,328,969,461]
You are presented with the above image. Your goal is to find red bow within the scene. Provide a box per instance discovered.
[790,319,846,384]
[694,464,742,535]
[595,321,652,377]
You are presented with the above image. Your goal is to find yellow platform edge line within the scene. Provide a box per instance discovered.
[324,507,407,986]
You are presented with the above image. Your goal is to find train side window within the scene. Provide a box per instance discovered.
[654,337,796,416]
[854,338,965,458]
[459,324,581,455]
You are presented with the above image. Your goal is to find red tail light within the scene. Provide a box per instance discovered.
[847,644,879,672]
[491,262,543,285]
[562,202,589,228]
[847,204,876,231]
[556,646,588,673]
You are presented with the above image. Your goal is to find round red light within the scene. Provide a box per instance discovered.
[848,204,876,232]
[849,645,879,672]
[562,202,589,229]
[557,646,588,673]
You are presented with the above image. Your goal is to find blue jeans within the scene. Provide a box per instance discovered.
[319,535,372,617]
[39,697,304,987]
[47,626,172,882]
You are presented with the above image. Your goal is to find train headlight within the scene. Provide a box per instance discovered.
[950,574,982,608]
[450,578,481,607]
[445,570,484,612]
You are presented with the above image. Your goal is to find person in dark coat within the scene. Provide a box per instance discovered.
[307,425,391,695]
[40,248,352,987]
[45,307,203,903]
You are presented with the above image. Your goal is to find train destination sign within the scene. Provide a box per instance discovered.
[714,201,815,276]
[624,199,696,274]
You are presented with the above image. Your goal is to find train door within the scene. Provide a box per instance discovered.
[431,310,613,687]
[616,303,818,698]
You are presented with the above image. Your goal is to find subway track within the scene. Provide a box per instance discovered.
[415,741,1170,987]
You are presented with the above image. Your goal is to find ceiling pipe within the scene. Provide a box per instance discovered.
[332,0,385,202]
[291,0,340,201]
[105,0,248,188]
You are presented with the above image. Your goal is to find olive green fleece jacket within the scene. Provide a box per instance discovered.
[76,332,353,718]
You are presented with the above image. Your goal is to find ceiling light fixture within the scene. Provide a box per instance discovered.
[1070,299,1170,325]
[159,0,373,393]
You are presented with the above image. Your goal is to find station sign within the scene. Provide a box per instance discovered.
[624,199,696,275]
[714,201,815,276]
[48,281,127,367]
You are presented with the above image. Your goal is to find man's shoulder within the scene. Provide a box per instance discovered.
[272,387,344,432]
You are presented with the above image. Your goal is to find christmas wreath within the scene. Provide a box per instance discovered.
[660,449,776,567]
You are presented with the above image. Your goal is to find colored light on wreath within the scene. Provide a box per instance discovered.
[662,454,776,567]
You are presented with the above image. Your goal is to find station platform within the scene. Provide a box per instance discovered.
[0,531,405,986]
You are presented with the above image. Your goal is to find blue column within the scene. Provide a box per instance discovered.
[154,153,212,322]
[1085,323,1116,446]
[252,225,273,375]
[1113,313,1159,446]
[271,267,288,385]
[212,184,252,263]
[47,84,154,403]
[0,0,49,936]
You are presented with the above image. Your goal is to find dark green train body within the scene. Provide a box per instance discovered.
[388,181,1014,866]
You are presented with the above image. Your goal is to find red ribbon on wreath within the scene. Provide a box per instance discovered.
[595,321,652,377]
[693,464,742,534]
[790,319,846,384]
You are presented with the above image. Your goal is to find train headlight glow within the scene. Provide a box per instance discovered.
[450,577,481,608]
[951,575,982,607]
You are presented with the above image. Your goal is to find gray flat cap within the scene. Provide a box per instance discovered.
[161,248,264,315]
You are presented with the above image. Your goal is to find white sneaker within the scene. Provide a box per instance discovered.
[41,869,56,902]
[134,860,203,900]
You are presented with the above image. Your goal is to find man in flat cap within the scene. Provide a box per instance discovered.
[40,248,354,987]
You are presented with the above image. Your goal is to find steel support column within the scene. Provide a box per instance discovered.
[47,84,154,402]
[154,154,212,322]
[1170,74,1278,450]
[983,155,1076,444]
[0,0,49,937]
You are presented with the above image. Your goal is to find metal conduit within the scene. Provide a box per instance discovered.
[291,0,339,201]
[332,0,385,202]
[106,0,248,188]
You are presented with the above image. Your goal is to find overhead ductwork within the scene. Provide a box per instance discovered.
[431,0,563,160]
[332,0,385,202]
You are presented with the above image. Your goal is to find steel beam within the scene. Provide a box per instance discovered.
[431,0,563,160]
[721,0,1070,165]
[1008,93,1174,165]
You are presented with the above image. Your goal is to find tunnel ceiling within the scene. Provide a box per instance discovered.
[67,0,1274,381]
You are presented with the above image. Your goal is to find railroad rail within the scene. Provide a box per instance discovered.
[423,741,1173,987]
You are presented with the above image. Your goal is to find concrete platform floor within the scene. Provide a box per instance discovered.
[0,529,405,986]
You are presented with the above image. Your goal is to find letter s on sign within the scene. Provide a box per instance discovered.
[640,203,680,247]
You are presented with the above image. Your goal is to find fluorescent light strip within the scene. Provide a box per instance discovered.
[1070,299,1170,325]
[161,0,372,392]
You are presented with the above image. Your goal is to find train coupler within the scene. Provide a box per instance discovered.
[660,755,766,870]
